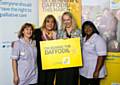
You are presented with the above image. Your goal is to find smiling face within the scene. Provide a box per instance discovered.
[22,26,33,39]
[45,18,55,31]
[62,14,72,28]
[84,25,93,36]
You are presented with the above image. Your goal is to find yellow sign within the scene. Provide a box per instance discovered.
[40,38,82,70]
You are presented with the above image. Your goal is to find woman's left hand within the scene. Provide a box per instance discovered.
[93,71,99,78]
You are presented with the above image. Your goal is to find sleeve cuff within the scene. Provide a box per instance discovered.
[97,51,107,56]
[10,56,18,60]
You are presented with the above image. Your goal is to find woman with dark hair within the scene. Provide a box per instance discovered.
[11,23,38,85]
[34,14,58,85]
[79,21,107,85]
[82,21,99,37]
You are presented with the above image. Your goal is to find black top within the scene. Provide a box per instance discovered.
[34,28,43,70]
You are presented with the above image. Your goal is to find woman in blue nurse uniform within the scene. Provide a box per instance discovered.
[79,21,107,85]
[11,23,38,85]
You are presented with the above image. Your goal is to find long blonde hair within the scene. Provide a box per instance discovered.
[61,12,78,30]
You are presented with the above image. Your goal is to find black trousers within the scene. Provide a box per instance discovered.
[37,54,55,85]
[29,84,37,85]
[55,67,79,85]
[80,75,100,85]
[37,69,55,85]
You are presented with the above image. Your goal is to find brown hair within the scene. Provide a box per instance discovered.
[41,14,58,31]
[18,23,34,39]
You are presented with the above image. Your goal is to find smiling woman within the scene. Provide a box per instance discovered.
[56,11,82,85]
[11,23,38,85]
[79,21,107,85]
[34,14,58,85]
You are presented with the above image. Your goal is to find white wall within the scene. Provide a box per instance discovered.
[0,0,39,84]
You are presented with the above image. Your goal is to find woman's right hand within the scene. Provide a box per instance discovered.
[13,75,19,85]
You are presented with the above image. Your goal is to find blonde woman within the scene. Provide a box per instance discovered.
[56,12,81,85]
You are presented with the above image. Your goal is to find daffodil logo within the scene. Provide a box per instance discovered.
[63,57,70,64]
